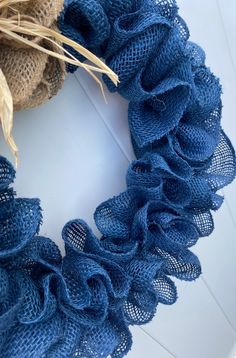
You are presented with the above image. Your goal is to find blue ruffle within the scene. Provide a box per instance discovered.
[0,0,235,357]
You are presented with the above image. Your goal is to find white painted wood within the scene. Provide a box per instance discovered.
[77,70,135,162]
[218,0,236,75]
[129,327,175,358]
[229,342,236,358]
[143,279,235,358]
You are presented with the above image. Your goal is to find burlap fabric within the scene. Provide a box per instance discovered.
[0,0,66,111]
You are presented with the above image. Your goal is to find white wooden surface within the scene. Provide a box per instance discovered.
[0,1,235,357]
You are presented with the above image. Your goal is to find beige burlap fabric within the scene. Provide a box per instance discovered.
[0,0,66,111]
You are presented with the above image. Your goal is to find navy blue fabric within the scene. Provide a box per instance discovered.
[0,0,235,357]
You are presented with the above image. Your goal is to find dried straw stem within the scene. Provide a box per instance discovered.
[0,0,119,166]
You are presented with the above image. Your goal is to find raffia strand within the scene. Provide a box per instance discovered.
[0,0,119,166]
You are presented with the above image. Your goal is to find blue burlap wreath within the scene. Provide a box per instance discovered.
[0,0,235,356]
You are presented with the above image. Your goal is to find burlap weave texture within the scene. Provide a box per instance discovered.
[0,0,66,111]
